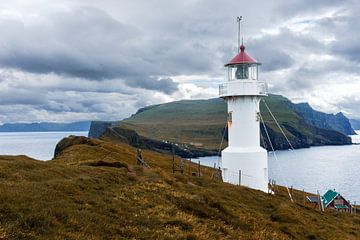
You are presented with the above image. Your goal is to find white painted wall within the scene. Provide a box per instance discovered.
[220,80,268,192]
[222,146,268,192]
[227,96,260,147]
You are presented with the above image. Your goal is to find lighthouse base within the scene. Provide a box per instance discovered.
[221,146,268,192]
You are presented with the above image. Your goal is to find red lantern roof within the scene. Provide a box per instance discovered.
[225,45,259,66]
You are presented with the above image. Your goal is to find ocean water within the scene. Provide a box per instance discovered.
[0,131,88,160]
[198,131,360,203]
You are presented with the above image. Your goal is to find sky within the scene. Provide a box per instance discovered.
[0,0,360,123]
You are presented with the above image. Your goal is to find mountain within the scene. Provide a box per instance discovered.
[0,121,91,132]
[0,136,358,239]
[350,119,360,130]
[292,103,355,135]
[88,94,352,157]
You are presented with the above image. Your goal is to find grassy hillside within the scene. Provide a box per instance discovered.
[0,136,358,239]
[105,95,350,153]
[120,98,226,149]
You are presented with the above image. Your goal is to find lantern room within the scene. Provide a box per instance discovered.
[225,45,260,81]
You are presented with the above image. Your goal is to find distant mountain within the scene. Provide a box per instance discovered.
[350,119,360,130]
[292,103,355,135]
[0,121,91,132]
[88,95,352,157]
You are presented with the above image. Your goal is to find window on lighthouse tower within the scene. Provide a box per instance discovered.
[228,64,258,80]
[235,64,249,79]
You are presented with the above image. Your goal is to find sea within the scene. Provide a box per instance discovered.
[0,130,359,202]
[0,131,88,160]
[199,131,360,203]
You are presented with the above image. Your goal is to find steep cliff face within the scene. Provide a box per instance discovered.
[260,122,352,150]
[88,121,114,138]
[88,95,353,157]
[292,103,355,135]
[350,119,360,130]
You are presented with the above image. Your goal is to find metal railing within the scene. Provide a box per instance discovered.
[219,80,268,97]
[219,84,227,96]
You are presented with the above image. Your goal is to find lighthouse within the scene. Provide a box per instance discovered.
[219,44,269,192]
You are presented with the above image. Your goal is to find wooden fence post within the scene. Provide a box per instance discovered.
[198,161,201,177]
[188,158,191,176]
[303,189,305,205]
[239,170,242,186]
[317,190,321,211]
[180,158,184,174]
[317,190,324,212]
[172,146,175,173]
[354,201,357,215]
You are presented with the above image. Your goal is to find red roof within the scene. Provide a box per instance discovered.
[225,45,259,66]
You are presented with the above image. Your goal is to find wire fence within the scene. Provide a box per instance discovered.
[223,169,266,189]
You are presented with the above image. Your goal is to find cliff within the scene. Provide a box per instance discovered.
[350,119,360,130]
[292,103,355,135]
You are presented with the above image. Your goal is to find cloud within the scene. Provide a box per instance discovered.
[0,0,359,123]
[0,6,181,94]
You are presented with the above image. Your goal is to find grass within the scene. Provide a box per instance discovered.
[120,98,227,149]
[0,136,359,239]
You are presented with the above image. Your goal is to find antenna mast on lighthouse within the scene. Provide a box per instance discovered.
[237,16,242,53]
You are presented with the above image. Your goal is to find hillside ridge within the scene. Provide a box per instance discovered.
[89,95,352,157]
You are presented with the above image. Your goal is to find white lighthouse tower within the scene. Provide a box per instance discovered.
[219,43,269,192]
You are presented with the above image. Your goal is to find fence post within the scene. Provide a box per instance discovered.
[303,189,305,205]
[172,146,175,173]
[317,190,321,211]
[188,158,191,176]
[198,161,201,177]
[180,158,184,174]
[239,170,242,186]
[317,190,324,212]
[354,201,357,215]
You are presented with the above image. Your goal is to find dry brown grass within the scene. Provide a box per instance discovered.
[0,136,359,239]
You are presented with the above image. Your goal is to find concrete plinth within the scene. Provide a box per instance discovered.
[221,146,268,192]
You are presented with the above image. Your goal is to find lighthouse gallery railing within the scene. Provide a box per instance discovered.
[219,80,268,97]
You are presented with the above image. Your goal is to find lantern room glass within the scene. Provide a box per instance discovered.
[228,64,259,81]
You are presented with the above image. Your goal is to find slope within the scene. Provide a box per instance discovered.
[0,136,358,239]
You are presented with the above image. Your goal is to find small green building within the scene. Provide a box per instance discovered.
[322,189,352,212]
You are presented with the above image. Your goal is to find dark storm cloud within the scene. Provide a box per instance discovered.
[248,40,294,71]
[328,12,360,64]
[1,0,360,122]
[0,89,46,105]
[0,7,182,94]
[0,7,136,77]
[125,76,178,94]
[246,28,324,72]
[0,5,230,95]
